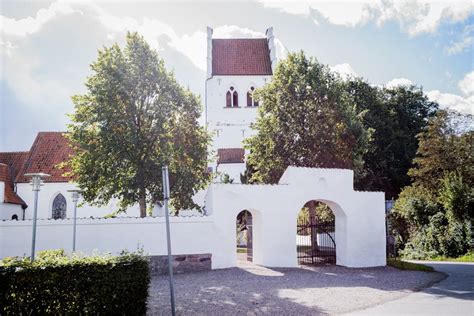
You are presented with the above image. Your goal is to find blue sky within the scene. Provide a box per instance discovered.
[1,0,473,151]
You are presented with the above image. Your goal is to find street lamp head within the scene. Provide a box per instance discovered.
[67,189,82,203]
[24,173,51,191]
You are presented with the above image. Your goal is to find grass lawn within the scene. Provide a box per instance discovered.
[387,258,434,272]
[427,251,474,262]
[237,247,247,253]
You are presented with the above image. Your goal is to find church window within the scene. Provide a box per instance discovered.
[226,86,238,107]
[52,193,67,219]
[247,86,258,107]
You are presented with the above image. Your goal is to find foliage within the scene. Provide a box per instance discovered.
[387,259,434,272]
[408,110,474,192]
[220,173,234,184]
[67,32,210,217]
[346,79,438,198]
[438,171,473,223]
[244,52,371,184]
[298,201,335,226]
[0,249,150,314]
[429,251,474,262]
[391,110,473,259]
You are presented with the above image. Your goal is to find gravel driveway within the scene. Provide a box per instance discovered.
[147,260,445,315]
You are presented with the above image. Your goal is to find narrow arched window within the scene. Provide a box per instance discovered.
[247,86,258,107]
[52,193,67,219]
[226,86,238,107]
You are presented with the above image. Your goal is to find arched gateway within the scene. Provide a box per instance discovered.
[205,167,386,269]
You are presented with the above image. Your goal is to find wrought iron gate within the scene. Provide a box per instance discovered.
[297,216,336,265]
[246,215,253,262]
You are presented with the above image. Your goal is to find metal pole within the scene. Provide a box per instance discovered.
[162,166,176,316]
[73,199,78,252]
[31,189,39,261]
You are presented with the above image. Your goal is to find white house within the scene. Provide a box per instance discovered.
[0,132,141,221]
[206,27,277,182]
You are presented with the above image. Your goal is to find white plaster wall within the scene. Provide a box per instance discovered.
[207,167,386,269]
[206,75,271,153]
[0,203,24,220]
[0,216,213,259]
[0,181,25,220]
[206,75,270,178]
[1,167,386,270]
[16,182,141,220]
[216,163,246,183]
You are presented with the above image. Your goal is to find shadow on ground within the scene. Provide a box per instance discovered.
[147,260,445,315]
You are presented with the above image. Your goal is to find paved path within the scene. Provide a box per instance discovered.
[148,260,444,315]
[349,261,474,316]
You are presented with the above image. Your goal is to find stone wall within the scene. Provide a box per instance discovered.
[149,254,212,275]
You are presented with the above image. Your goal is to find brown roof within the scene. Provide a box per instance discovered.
[212,39,272,76]
[0,151,29,181]
[15,132,74,183]
[217,148,245,164]
[0,163,26,206]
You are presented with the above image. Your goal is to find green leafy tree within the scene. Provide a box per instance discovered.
[67,32,210,217]
[408,110,474,192]
[346,79,438,198]
[391,110,473,258]
[245,52,371,184]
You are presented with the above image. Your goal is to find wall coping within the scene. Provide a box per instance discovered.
[0,215,213,226]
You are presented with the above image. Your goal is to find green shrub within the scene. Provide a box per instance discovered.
[0,249,150,315]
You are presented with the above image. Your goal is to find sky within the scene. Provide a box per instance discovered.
[1,0,473,151]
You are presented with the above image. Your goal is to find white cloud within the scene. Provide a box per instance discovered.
[172,25,287,71]
[256,0,473,36]
[384,75,473,114]
[458,71,474,96]
[444,24,473,55]
[386,77,413,88]
[426,90,473,114]
[330,63,358,80]
[257,0,374,26]
[0,1,78,36]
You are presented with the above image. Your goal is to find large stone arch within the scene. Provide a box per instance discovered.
[206,167,386,269]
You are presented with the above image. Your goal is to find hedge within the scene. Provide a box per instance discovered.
[0,249,150,315]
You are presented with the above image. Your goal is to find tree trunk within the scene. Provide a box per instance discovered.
[308,201,319,252]
[139,188,147,218]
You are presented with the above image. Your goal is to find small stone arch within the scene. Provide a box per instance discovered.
[296,200,337,265]
[293,197,347,266]
[236,210,253,262]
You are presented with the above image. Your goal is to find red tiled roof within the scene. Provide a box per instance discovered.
[0,151,29,181]
[217,148,245,164]
[0,163,26,206]
[212,39,272,76]
[15,132,74,183]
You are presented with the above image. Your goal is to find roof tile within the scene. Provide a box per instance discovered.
[217,148,245,164]
[0,163,26,206]
[212,39,272,76]
[15,132,74,183]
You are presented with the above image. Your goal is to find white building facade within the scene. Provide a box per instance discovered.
[206,27,276,182]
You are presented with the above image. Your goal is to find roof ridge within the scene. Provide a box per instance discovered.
[0,150,29,154]
[15,133,43,183]
[213,38,267,40]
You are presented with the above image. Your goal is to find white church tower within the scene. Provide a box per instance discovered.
[206,27,276,182]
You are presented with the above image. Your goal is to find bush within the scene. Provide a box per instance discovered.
[0,249,150,315]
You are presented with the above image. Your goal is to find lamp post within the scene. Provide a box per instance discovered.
[24,172,50,261]
[162,165,176,316]
[67,189,81,252]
